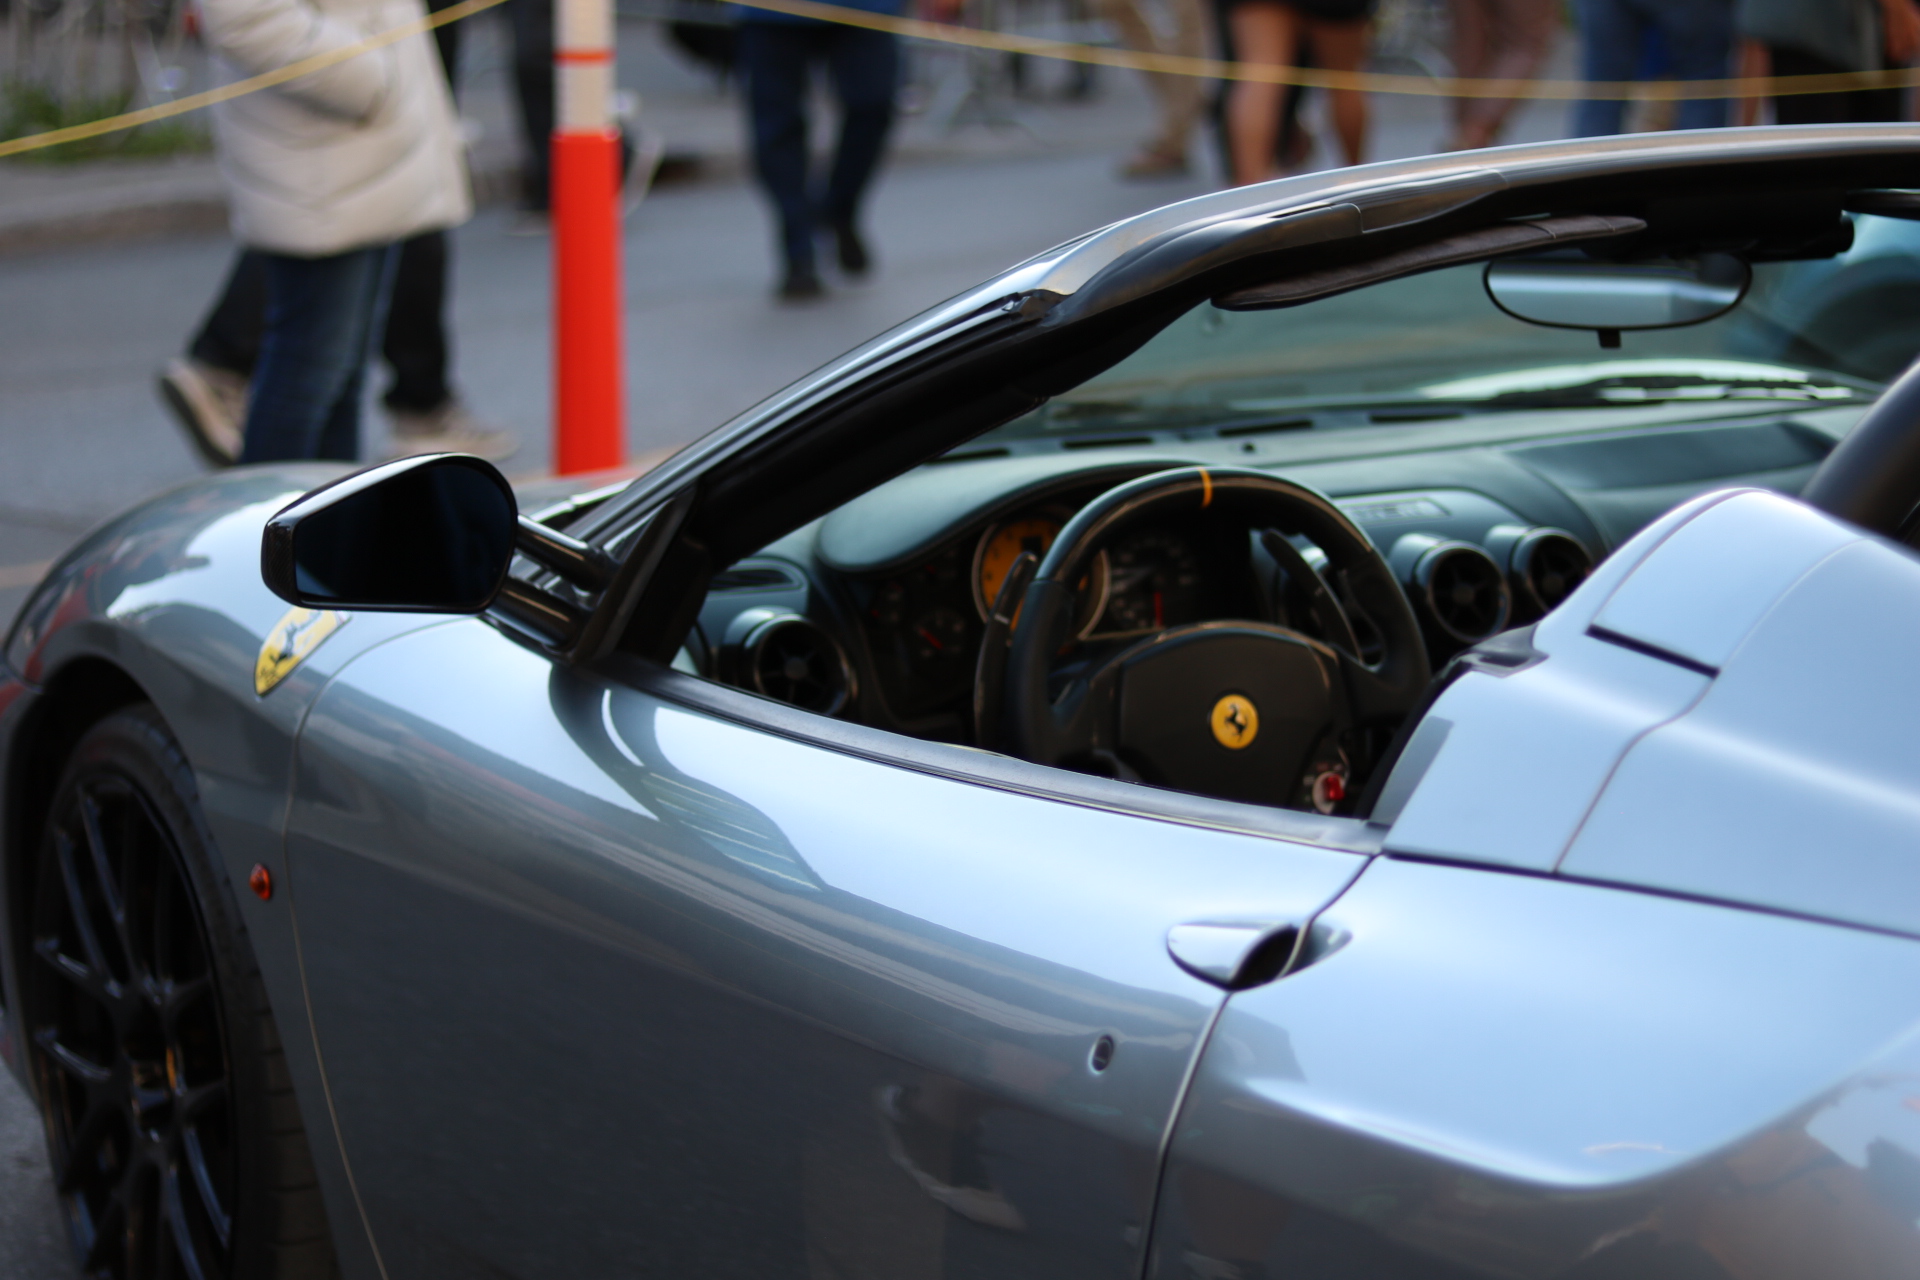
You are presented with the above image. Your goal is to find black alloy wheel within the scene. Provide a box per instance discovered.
[25,704,340,1280]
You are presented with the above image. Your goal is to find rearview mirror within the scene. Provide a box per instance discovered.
[1483,252,1750,333]
[261,454,517,612]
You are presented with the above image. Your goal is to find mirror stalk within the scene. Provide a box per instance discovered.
[492,577,589,648]
[516,517,617,592]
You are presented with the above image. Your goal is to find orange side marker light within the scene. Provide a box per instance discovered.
[249,864,274,901]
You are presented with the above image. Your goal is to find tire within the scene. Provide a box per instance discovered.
[23,704,339,1279]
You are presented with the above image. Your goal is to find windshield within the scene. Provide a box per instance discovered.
[980,213,1920,444]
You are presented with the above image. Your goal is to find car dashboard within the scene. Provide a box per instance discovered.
[683,403,1857,747]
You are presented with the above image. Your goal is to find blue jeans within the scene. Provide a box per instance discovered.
[1571,0,1733,136]
[739,23,899,275]
[239,245,397,464]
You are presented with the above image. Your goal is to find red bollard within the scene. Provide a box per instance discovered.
[551,0,623,475]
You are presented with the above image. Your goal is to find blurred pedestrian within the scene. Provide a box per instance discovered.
[508,0,563,222]
[1221,0,1372,186]
[160,0,511,466]
[1097,0,1208,177]
[1571,0,1734,136]
[1208,0,1315,177]
[1447,0,1558,150]
[192,0,470,464]
[1736,0,1920,124]
[736,0,909,299]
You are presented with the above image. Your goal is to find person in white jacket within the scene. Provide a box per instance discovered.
[198,0,472,462]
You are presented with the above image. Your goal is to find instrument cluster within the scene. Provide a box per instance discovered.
[856,505,1224,725]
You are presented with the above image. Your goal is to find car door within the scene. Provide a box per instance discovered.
[1147,857,1920,1280]
[284,613,1370,1280]
[1141,490,1920,1279]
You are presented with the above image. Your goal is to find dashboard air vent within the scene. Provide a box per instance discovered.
[1511,528,1593,614]
[1394,537,1511,644]
[723,610,855,717]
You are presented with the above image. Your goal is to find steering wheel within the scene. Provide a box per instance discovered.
[1803,355,1920,539]
[995,467,1431,811]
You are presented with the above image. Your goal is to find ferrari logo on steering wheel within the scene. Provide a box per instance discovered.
[1210,694,1260,750]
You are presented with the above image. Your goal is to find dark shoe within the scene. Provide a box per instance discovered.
[778,269,825,302]
[832,221,870,276]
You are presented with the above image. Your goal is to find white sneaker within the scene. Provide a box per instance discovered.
[384,401,519,462]
[157,358,247,466]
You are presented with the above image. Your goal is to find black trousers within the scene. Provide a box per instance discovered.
[510,0,556,211]
[190,231,451,413]
[187,0,464,413]
[739,22,898,274]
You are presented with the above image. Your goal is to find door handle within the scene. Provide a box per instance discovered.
[1166,920,1305,990]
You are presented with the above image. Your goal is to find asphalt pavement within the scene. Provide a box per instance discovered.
[0,26,1576,1269]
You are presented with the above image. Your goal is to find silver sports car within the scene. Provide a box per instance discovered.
[9,126,1920,1280]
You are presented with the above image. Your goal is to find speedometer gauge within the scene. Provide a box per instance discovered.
[972,516,1109,637]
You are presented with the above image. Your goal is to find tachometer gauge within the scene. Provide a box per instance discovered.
[972,516,1109,636]
[975,517,1060,612]
[1100,530,1205,633]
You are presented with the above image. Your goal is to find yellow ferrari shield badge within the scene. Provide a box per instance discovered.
[1210,693,1259,750]
[255,607,348,696]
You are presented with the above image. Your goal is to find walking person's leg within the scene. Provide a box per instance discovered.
[1097,0,1200,174]
[1451,0,1557,149]
[1732,37,1768,126]
[1226,0,1303,184]
[159,251,268,466]
[1652,0,1731,131]
[318,247,401,462]
[240,247,396,465]
[1163,0,1208,163]
[1570,0,1637,136]
[380,231,454,414]
[370,0,510,459]
[187,252,269,377]
[1306,15,1368,165]
[1448,0,1492,148]
[741,23,824,297]
[1767,46,1851,125]
[510,0,556,214]
[822,26,899,275]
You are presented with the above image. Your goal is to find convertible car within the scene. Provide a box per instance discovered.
[11,125,1920,1280]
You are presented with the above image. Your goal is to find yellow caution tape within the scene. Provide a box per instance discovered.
[3,0,1916,160]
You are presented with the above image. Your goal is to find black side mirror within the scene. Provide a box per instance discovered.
[261,454,517,612]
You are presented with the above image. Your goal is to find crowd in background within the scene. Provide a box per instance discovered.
[1090,0,1920,185]
[158,0,1920,468]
